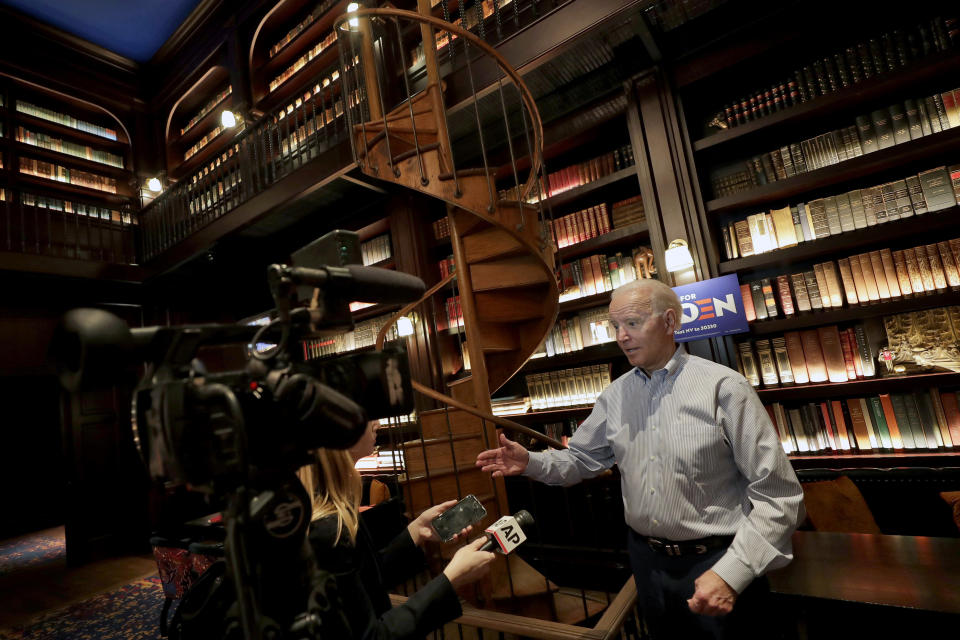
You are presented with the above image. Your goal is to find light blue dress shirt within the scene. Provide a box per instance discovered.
[524,346,805,592]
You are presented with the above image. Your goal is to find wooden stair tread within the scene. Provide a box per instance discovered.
[474,287,551,322]
[438,167,497,181]
[447,374,473,387]
[491,553,558,600]
[477,321,518,353]
[402,432,483,447]
[470,257,550,291]
[463,226,526,264]
[392,142,441,164]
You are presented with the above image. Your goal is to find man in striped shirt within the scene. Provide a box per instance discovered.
[477,278,804,639]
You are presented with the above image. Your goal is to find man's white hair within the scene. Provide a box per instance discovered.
[610,279,682,321]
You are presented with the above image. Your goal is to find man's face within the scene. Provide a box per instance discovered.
[609,293,673,370]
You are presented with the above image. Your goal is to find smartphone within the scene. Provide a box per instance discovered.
[430,495,487,542]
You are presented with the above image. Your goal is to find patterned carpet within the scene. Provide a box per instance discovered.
[0,531,66,577]
[0,575,164,640]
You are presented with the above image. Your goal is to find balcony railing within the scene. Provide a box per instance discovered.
[139,66,365,262]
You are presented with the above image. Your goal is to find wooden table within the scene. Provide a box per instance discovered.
[768,531,960,614]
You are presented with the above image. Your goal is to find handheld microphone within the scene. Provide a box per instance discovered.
[480,510,534,554]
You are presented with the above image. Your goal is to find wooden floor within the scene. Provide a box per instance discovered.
[0,526,157,629]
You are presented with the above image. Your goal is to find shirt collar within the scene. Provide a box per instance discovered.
[634,344,686,381]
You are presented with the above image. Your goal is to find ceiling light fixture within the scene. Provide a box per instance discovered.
[147,177,162,193]
[221,110,237,128]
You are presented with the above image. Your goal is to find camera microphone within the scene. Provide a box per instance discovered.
[480,510,534,554]
[283,264,426,304]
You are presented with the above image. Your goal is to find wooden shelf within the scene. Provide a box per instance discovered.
[755,371,960,402]
[15,112,128,150]
[543,166,637,209]
[494,406,594,425]
[693,51,960,154]
[256,47,340,113]
[171,126,245,181]
[352,302,401,321]
[559,290,612,314]
[705,126,960,215]
[13,141,128,179]
[789,451,960,470]
[174,93,233,147]
[15,172,134,204]
[522,342,622,374]
[558,222,648,262]
[262,0,348,71]
[749,290,960,336]
[719,207,960,274]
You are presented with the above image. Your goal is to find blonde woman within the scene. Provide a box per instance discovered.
[302,422,494,639]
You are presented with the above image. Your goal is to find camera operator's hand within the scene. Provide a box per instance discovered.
[442,537,495,589]
[408,500,471,546]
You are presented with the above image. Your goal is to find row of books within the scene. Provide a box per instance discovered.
[497,145,635,203]
[184,113,244,161]
[269,29,338,93]
[16,127,124,168]
[180,86,232,136]
[19,157,117,194]
[715,16,958,130]
[429,0,516,52]
[186,145,242,216]
[736,324,876,389]
[553,203,611,248]
[277,94,355,156]
[354,449,404,472]
[436,295,463,332]
[525,364,612,412]
[300,313,399,359]
[537,306,615,359]
[432,216,451,241]
[15,100,118,141]
[711,85,960,198]
[437,255,455,279]
[21,193,133,225]
[491,396,531,417]
[611,195,645,229]
[766,389,960,456]
[268,0,338,58]
[719,163,960,260]
[559,246,657,302]
[741,240,960,324]
[512,418,583,451]
[361,233,392,266]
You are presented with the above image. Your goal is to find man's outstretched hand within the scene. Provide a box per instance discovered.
[687,570,737,617]
[475,433,529,477]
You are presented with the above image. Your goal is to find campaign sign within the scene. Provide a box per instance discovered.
[672,274,749,343]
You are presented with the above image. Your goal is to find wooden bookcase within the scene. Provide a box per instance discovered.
[673,4,960,468]
[165,65,244,181]
[486,113,655,442]
[0,76,138,263]
[249,0,349,115]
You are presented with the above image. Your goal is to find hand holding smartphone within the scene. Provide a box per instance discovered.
[430,494,487,542]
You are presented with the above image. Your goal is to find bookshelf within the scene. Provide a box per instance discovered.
[675,5,960,466]
[165,66,244,180]
[0,77,138,262]
[249,0,349,113]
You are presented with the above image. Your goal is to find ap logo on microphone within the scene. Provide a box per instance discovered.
[485,514,528,554]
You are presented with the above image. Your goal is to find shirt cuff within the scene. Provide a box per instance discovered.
[710,550,755,594]
[523,451,546,479]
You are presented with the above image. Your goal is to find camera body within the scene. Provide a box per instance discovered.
[52,230,427,639]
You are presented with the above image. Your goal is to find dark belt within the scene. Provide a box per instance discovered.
[640,534,734,557]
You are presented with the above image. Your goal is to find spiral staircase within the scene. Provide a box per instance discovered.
[332,5,615,624]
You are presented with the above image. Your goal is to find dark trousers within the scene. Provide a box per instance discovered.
[627,529,773,640]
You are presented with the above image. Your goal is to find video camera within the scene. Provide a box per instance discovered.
[51,229,427,639]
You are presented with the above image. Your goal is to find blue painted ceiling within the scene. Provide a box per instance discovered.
[0,0,205,62]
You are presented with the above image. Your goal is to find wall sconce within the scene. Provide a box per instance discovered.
[147,177,163,193]
[341,2,360,30]
[664,239,694,273]
[221,110,237,128]
[396,315,415,337]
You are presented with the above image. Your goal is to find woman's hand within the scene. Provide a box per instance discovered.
[442,537,496,589]
[407,500,472,546]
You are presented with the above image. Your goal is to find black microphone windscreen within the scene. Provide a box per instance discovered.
[514,510,535,529]
[345,265,426,304]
